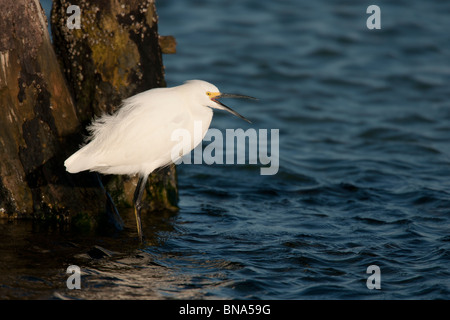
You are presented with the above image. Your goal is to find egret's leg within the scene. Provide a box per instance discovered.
[96,173,124,231]
[133,174,149,242]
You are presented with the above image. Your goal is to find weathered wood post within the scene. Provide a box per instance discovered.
[0,0,105,225]
[51,0,178,214]
[0,0,178,230]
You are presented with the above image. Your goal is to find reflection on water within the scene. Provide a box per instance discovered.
[0,209,234,300]
[2,0,450,300]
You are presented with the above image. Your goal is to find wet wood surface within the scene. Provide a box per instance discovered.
[0,0,178,229]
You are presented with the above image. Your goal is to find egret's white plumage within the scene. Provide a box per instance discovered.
[66,80,215,175]
[65,80,254,241]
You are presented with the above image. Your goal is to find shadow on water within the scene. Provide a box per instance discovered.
[0,207,230,300]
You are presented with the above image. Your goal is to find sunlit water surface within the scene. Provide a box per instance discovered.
[1,0,449,299]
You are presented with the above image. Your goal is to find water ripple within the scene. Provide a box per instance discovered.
[3,0,449,300]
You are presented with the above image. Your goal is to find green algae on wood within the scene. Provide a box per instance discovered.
[0,0,105,221]
[51,0,179,218]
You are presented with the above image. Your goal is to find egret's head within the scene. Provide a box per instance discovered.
[186,80,255,123]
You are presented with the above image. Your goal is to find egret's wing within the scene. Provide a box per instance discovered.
[72,88,205,175]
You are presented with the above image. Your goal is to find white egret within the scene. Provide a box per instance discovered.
[65,80,256,241]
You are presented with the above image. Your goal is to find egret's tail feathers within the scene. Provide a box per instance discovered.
[64,150,95,174]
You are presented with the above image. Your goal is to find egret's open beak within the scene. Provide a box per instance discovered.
[211,93,256,124]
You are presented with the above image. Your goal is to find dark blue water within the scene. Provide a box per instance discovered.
[1,0,449,300]
[154,0,450,299]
